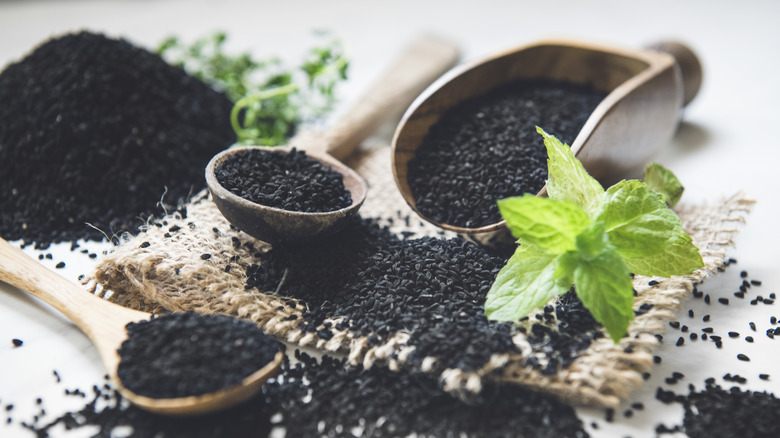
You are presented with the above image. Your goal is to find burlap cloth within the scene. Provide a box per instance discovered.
[88,143,753,408]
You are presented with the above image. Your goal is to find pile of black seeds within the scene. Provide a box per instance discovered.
[0,31,235,245]
[247,218,600,374]
[273,351,589,438]
[19,351,589,438]
[407,79,607,228]
[117,312,281,398]
[215,148,352,213]
[22,377,274,438]
[656,382,780,438]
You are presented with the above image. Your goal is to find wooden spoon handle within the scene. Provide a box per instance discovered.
[646,40,703,107]
[0,238,146,368]
[321,34,460,160]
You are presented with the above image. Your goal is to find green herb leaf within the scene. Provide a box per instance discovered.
[485,244,570,322]
[568,223,635,343]
[498,195,591,253]
[537,126,604,215]
[485,129,703,344]
[158,31,349,146]
[644,162,684,207]
[595,180,704,276]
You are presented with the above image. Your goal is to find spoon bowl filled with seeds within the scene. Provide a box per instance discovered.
[0,237,284,416]
[392,39,702,247]
[206,34,460,245]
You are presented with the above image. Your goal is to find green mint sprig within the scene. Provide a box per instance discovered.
[485,127,704,342]
[158,31,348,146]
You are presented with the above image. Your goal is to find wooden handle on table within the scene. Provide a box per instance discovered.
[0,237,147,369]
[646,40,703,107]
[322,34,460,160]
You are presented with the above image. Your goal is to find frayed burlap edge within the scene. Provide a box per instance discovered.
[88,145,753,408]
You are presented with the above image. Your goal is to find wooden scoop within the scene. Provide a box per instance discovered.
[391,39,702,247]
[0,237,283,416]
[206,34,460,245]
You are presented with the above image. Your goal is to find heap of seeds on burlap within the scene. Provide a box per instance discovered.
[407,79,606,228]
[247,217,601,374]
[117,312,282,398]
[214,148,352,213]
[0,31,235,245]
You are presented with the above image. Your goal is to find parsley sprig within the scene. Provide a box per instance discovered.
[484,128,703,342]
[158,31,348,146]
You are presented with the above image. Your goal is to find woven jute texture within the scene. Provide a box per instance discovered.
[89,143,753,408]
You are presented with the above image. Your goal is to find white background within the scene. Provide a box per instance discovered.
[1,1,779,437]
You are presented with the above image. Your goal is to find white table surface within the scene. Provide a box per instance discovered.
[2,1,779,437]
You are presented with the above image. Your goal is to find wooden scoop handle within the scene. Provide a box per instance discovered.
[646,40,703,107]
[0,237,147,372]
[319,34,460,160]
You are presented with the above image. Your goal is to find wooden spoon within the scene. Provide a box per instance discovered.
[0,237,283,416]
[206,34,460,245]
[391,39,702,247]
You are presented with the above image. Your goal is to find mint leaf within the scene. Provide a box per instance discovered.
[569,223,635,342]
[644,162,684,207]
[621,231,704,277]
[537,127,604,215]
[485,244,570,322]
[498,195,591,253]
[595,180,703,276]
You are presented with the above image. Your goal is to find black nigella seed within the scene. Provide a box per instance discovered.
[702,333,708,340]
[676,337,685,346]
[750,321,757,331]
[139,241,151,248]
[605,408,615,422]
[737,353,750,362]
[729,331,739,338]
[703,314,711,322]
[718,298,729,305]
[681,325,689,333]
[215,148,352,213]
[740,271,748,278]
[688,309,694,318]
[12,338,23,347]
[654,355,663,364]
[690,333,698,341]
[759,374,770,380]
[734,291,745,298]
[0,32,236,245]
[200,253,211,260]
[705,294,711,304]
[631,402,644,410]
[745,336,754,343]
[751,279,762,286]
[55,262,65,269]
[702,327,714,333]
[407,79,606,228]
[710,335,722,341]
[648,280,659,286]
[669,321,681,329]
[116,312,281,398]
[772,316,778,325]
[764,299,775,305]
[624,409,633,418]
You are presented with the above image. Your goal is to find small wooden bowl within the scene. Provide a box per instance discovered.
[392,39,701,247]
[206,145,367,245]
